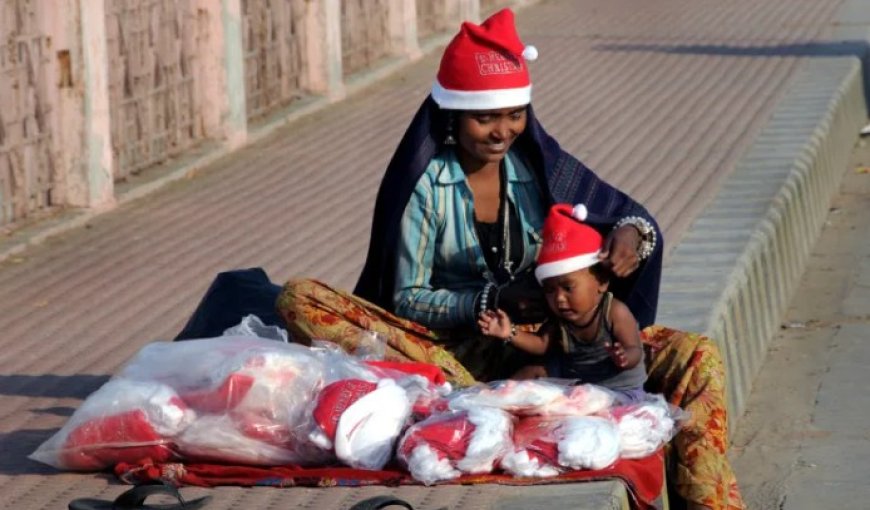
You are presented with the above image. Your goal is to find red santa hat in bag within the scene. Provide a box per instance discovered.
[535,204,603,283]
[432,8,538,110]
[398,408,513,485]
[308,378,412,470]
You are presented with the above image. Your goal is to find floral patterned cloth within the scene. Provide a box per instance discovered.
[276,279,744,510]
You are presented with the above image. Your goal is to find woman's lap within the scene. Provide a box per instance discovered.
[277,279,744,509]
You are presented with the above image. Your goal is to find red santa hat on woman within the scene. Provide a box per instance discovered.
[432,8,538,110]
[535,204,603,283]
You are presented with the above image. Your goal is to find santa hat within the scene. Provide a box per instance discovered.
[432,8,538,110]
[534,204,603,283]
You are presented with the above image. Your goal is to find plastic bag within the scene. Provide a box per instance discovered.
[223,314,289,342]
[501,415,621,476]
[32,337,331,470]
[28,379,195,470]
[448,379,614,417]
[557,416,620,470]
[500,416,562,478]
[397,408,514,484]
[305,378,412,470]
[611,394,686,459]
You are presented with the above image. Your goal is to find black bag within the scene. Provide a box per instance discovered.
[174,267,283,341]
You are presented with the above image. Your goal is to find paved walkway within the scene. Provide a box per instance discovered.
[0,0,863,508]
[730,138,870,508]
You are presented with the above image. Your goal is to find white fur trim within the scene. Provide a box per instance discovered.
[535,251,601,283]
[432,80,531,110]
[522,45,538,61]
[572,204,588,221]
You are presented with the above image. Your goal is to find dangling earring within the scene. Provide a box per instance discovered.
[444,112,456,145]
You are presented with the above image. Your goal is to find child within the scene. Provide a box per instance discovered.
[478,203,647,402]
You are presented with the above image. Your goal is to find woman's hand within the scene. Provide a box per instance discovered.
[600,225,641,278]
[477,309,512,340]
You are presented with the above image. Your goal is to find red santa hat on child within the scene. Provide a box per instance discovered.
[535,204,603,283]
[432,8,538,110]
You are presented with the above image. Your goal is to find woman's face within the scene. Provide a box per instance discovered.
[455,106,527,166]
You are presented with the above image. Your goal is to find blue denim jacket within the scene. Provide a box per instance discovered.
[393,148,548,329]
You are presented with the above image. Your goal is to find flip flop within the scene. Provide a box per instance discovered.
[348,495,447,510]
[69,483,211,510]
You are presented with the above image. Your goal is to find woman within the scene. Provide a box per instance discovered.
[277,9,743,510]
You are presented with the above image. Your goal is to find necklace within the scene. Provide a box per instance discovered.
[495,162,515,283]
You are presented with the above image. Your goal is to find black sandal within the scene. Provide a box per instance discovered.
[68,483,211,510]
[348,495,448,510]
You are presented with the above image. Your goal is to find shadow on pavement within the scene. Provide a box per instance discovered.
[0,374,110,398]
[0,428,62,475]
[593,39,870,58]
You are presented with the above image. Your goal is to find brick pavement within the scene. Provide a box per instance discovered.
[0,0,855,508]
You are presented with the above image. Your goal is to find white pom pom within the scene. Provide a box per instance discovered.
[522,45,538,61]
[572,204,588,221]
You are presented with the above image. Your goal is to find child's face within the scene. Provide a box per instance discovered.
[542,268,608,324]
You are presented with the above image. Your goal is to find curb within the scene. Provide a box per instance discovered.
[657,56,869,422]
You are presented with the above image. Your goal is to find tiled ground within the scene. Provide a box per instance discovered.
[0,0,848,508]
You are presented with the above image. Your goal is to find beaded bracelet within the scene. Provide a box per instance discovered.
[477,282,496,317]
[614,215,657,260]
[505,323,518,344]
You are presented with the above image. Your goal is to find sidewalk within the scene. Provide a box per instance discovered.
[1,0,868,508]
[730,139,870,509]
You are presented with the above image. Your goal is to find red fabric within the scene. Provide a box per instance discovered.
[180,373,255,413]
[536,204,603,269]
[436,8,529,92]
[312,379,377,441]
[62,410,177,470]
[115,449,664,509]
[398,414,474,462]
[365,360,448,386]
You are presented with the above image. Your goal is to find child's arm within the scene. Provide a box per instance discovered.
[606,299,644,369]
[477,310,550,355]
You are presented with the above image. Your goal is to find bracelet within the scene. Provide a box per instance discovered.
[614,215,657,261]
[477,283,496,317]
[505,323,518,344]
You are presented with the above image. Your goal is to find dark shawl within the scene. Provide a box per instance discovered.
[354,97,663,328]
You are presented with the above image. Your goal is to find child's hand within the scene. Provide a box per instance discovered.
[477,309,512,340]
[605,341,630,368]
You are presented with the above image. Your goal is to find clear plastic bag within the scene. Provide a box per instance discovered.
[28,379,194,470]
[32,337,330,470]
[222,314,289,342]
[500,416,562,478]
[611,394,687,459]
[557,416,620,470]
[397,408,514,485]
[448,379,614,417]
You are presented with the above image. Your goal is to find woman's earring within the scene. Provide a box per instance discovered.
[444,113,456,145]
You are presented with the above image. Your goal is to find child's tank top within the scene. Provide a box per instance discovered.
[553,292,647,391]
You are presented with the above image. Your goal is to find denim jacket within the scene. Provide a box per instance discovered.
[393,148,548,329]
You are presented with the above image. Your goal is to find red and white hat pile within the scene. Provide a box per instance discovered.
[535,204,604,283]
[432,8,537,110]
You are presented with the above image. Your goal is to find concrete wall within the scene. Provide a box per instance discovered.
[0,0,512,230]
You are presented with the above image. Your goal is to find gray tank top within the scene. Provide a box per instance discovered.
[553,292,647,391]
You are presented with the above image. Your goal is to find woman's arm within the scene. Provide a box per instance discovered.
[393,177,479,329]
[607,299,644,369]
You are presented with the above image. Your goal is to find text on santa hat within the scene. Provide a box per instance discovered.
[475,51,524,76]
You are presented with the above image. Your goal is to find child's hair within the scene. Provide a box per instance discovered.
[588,262,613,286]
